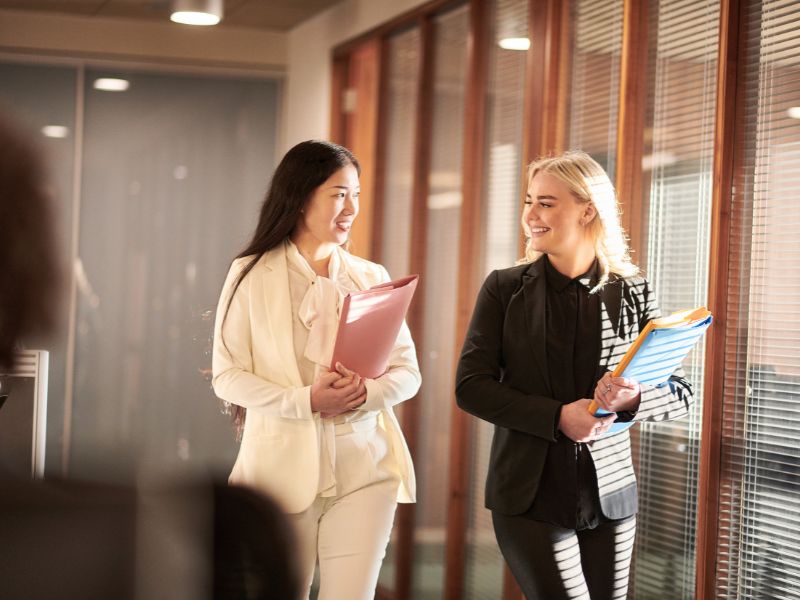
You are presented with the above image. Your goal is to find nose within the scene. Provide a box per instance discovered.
[344,193,358,215]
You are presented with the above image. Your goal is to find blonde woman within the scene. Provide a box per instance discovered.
[456,151,694,599]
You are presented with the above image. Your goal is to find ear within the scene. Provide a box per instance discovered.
[581,203,597,226]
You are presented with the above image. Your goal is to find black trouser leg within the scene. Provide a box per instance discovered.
[578,516,636,599]
[492,512,636,600]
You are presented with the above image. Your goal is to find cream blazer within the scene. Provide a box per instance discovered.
[212,244,421,513]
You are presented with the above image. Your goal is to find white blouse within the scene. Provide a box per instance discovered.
[284,240,383,496]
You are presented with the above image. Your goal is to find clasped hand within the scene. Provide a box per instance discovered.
[558,373,641,442]
[559,399,616,442]
[310,362,367,418]
[593,371,640,414]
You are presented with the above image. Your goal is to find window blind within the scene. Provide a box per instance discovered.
[630,1,719,598]
[464,0,529,597]
[717,0,800,597]
[566,0,623,176]
[376,25,421,594]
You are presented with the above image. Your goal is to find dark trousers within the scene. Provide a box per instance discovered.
[492,512,636,600]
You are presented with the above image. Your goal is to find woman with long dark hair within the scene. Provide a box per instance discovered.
[456,151,694,599]
[212,140,420,600]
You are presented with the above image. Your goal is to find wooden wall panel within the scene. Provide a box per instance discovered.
[615,0,649,257]
[444,0,489,598]
[394,16,435,600]
[695,0,742,598]
[344,39,382,261]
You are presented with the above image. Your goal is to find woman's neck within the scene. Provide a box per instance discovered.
[547,243,596,279]
[291,233,336,277]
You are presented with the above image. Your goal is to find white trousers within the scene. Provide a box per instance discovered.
[288,417,400,600]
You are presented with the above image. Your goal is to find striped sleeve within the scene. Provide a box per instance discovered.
[631,278,695,422]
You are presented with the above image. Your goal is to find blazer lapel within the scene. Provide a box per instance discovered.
[598,277,624,368]
[261,244,305,388]
[521,259,551,393]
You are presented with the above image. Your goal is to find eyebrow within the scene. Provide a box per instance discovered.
[526,193,559,200]
[329,185,360,190]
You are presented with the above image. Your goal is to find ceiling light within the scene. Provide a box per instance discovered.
[787,106,800,119]
[41,125,69,139]
[170,0,223,26]
[94,78,130,92]
[498,37,530,51]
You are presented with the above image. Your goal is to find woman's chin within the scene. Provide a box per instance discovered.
[332,231,349,244]
[529,241,549,254]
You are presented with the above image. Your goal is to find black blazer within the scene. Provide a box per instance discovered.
[455,257,694,518]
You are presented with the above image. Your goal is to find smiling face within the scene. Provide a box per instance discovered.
[295,163,360,251]
[522,171,597,259]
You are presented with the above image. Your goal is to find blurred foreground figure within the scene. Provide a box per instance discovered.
[0,479,302,600]
[0,112,300,599]
[0,112,59,370]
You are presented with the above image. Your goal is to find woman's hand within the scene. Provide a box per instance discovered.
[559,399,617,442]
[310,362,367,418]
[593,371,641,413]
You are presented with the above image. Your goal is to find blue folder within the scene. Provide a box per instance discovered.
[592,309,713,435]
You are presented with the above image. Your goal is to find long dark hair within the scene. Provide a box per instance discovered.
[220,140,360,438]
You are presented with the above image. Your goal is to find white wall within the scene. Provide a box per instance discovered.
[283,0,430,151]
[0,9,286,74]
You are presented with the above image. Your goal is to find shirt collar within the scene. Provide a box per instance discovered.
[544,254,599,292]
[285,239,343,284]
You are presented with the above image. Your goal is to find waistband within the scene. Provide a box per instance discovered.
[333,414,379,435]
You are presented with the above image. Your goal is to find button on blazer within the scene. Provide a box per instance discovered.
[212,245,421,513]
[455,257,694,519]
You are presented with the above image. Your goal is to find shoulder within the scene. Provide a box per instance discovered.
[615,273,659,320]
[474,262,533,308]
[617,273,651,296]
[494,262,531,284]
[488,260,537,293]
[230,255,255,273]
[225,248,280,288]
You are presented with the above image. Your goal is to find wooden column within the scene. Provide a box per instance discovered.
[330,56,349,146]
[695,0,742,598]
[394,16,436,600]
[342,39,383,261]
[443,0,490,598]
[519,0,569,260]
[615,0,649,257]
[370,37,392,261]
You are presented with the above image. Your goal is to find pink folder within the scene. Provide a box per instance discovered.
[330,274,419,378]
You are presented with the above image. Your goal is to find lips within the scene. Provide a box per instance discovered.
[530,227,550,235]
[336,221,352,232]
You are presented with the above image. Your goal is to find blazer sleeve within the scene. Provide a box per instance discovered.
[362,266,422,411]
[211,260,313,420]
[455,270,562,442]
[631,278,695,422]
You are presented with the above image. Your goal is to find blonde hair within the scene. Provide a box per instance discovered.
[520,150,639,288]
